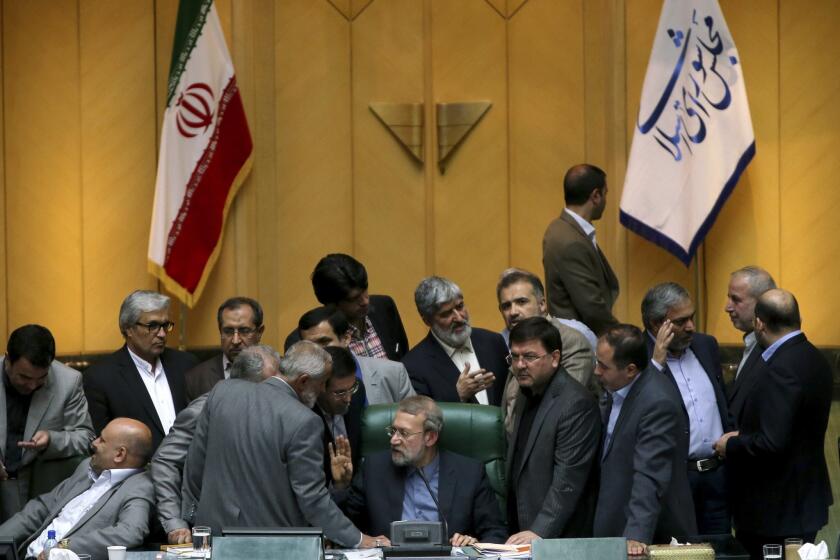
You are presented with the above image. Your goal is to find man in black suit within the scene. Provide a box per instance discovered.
[285,254,409,361]
[184,296,265,401]
[505,317,600,545]
[403,277,509,406]
[723,266,776,427]
[83,290,198,451]
[641,282,730,535]
[316,346,366,487]
[335,395,507,546]
[594,324,697,556]
[715,290,832,560]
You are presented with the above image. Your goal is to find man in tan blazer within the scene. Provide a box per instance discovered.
[542,163,619,335]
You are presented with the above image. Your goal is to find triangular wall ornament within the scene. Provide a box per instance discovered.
[326,0,352,20]
[369,102,425,163]
[506,0,529,18]
[350,0,375,19]
[436,101,492,173]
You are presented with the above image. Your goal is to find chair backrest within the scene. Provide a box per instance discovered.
[360,403,507,510]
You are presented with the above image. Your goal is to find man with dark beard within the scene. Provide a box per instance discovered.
[334,396,508,545]
[402,277,509,405]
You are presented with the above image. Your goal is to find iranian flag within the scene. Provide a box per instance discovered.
[148,0,253,307]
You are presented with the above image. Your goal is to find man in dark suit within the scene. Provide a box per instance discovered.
[403,277,509,406]
[285,254,409,361]
[316,346,366,487]
[185,341,386,548]
[335,396,507,546]
[83,290,198,452]
[505,317,600,545]
[641,282,731,535]
[542,163,619,335]
[184,296,265,401]
[723,266,776,427]
[594,324,697,557]
[715,290,832,560]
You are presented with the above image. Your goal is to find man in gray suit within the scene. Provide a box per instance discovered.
[296,306,414,404]
[505,317,601,545]
[151,345,279,544]
[542,163,619,335]
[593,324,696,556]
[0,418,154,560]
[185,341,387,548]
[0,325,95,522]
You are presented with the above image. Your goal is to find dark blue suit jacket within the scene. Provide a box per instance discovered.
[727,343,763,428]
[337,450,508,542]
[402,328,509,405]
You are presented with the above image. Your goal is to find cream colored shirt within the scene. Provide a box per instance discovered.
[431,332,488,405]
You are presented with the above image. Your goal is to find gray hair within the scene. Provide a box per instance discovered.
[397,395,444,434]
[641,282,691,330]
[279,340,332,381]
[230,345,280,383]
[119,290,170,334]
[731,266,777,298]
[415,276,463,320]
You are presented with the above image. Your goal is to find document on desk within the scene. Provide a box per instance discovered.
[468,543,530,558]
[332,549,382,560]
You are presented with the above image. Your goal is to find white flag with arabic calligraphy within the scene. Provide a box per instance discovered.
[620,0,755,265]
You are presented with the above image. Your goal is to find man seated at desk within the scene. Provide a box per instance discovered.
[334,396,507,546]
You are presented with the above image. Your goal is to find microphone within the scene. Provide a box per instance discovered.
[416,464,448,544]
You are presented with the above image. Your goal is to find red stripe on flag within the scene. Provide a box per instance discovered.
[163,77,252,293]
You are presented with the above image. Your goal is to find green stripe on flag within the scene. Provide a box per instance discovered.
[166,0,214,107]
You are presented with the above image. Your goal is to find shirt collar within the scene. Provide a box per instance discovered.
[89,466,142,486]
[126,346,161,375]
[410,452,440,479]
[743,331,757,351]
[609,371,640,401]
[348,317,374,341]
[761,330,802,362]
[430,330,474,357]
[564,208,596,238]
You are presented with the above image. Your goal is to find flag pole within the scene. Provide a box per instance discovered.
[179,305,187,351]
[693,245,705,332]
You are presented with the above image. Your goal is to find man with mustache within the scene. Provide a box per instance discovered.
[403,277,509,405]
[641,282,731,536]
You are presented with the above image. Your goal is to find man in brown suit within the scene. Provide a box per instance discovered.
[542,163,619,335]
[184,297,265,401]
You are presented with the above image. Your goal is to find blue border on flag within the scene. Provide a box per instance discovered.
[619,141,756,266]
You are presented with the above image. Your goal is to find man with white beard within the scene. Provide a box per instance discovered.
[403,277,509,405]
[184,341,386,548]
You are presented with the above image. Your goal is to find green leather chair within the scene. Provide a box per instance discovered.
[360,403,507,514]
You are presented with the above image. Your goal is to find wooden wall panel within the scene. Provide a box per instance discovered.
[704,0,780,343]
[274,0,353,338]
[508,0,585,333]
[779,1,840,346]
[0,2,7,345]
[430,0,509,331]
[351,0,427,343]
[79,0,158,352]
[3,1,83,352]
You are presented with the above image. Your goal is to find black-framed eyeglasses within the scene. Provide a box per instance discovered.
[505,352,549,365]
[135,321,175,334]
[331,380,360,398]
[220,326,259,338]
[385,426,424,440]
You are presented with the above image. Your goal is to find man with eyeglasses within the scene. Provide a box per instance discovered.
[641,282,730,536]
[334,396,507,546]
[184,297,265,401]
[504,317,600,545]
[84,290,198,452]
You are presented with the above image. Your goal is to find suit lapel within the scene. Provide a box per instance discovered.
[389,465,407,524]
[505,391,526,483]
[161,350,187,413]
[0,362,6,463]
[602,372,645,461]
[423,334,468,401]
[22,370,55,462]
[118,347,165,436]
[513,373,561,480]
[437,452,456,526]
[729,348,761,402]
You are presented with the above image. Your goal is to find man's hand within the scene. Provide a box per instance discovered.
[18,430,50,451]
[359,534,391,548]
[505,530,539,545]
[627,539,647,557]
[168,528,192,545]
[329,436,353,490]
[450,533,477,547]
[37,551,46,560]
[0,461,8,481]
[456,364,494,402]
[652,320,674,366]
[714,431,738,458]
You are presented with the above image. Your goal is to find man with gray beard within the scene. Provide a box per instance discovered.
[402,277,509,405]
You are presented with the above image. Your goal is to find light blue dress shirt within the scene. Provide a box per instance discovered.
[401,453,441,522]
[603,374,640,459]
[761,330,802,362]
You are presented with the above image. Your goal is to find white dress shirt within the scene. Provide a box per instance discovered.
[127,347,177,434]
[564,208,598,248]
[27,467,141,557]
[431,332,488,405]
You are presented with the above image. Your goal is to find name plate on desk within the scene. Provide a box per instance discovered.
[533,537,626,560]
[212,536,323,560]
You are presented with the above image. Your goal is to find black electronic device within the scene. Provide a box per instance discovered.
[0,538,18,560]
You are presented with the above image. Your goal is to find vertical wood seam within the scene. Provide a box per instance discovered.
[1,0,7,338]
[423,0,435,276]
[77,0,86,351]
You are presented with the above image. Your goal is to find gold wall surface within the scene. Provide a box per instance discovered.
[1,0,839,353]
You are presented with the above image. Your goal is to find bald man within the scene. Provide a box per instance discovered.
[0,418,155,560]
[715,290,833,560]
